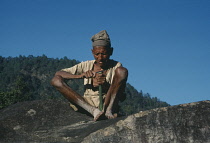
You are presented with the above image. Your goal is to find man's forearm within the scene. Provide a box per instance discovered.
[55,71,83,79]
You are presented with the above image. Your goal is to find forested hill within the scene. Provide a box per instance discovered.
[0,55,170,115]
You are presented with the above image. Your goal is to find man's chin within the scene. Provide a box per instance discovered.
[96,61,109,68]
[98,63,107,68]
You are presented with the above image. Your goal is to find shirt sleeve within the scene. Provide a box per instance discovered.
[61,62,84,75]
[61,60,94,75]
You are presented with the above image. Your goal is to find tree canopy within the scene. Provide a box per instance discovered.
[0,55,170,115]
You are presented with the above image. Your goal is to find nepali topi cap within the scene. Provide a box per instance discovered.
[91,30,111,47]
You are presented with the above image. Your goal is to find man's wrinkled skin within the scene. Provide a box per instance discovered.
[51,46,128,121]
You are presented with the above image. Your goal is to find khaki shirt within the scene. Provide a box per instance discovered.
[61,60,122,107]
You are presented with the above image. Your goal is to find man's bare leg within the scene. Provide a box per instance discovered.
[51,75,103,121]
[104,67,128,119]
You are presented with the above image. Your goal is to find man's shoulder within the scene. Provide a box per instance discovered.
[79,60,95,65]
[77,60,95,70]
[80,60,95,63]
[108,59,122,68]
[79,59,121,69]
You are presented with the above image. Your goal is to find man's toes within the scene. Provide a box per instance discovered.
[113,113,118,118]
[94,111,104,121]
[105,113,115,119]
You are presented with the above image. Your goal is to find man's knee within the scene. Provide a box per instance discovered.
[51,75,63,88]
[115,67,128,80]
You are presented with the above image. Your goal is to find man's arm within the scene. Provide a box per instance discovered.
[55,70,95,79]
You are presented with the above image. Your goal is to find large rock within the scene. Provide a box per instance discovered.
[0,100,209,143]
[0,99,124,143]
[83,100,210,143]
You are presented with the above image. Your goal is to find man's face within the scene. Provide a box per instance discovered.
[92,46,112,68]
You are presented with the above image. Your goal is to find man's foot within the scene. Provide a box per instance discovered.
[105,110,118,119]
[93,108,104,121]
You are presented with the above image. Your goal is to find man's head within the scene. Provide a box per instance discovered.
[91,30,113,68]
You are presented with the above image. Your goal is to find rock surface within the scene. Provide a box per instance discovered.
[0,100,210,143]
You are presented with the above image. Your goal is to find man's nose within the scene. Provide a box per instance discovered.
[98,54,103,59]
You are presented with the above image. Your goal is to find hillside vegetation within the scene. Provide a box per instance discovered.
[0,55,170,115]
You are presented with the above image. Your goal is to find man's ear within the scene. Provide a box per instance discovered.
[109,47,113,56]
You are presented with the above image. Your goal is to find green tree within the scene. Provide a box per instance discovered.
[0,76,31,109]
[0,55,170,113]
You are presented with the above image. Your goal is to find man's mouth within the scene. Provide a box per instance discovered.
[97,60,108,65]
[98,60,104,63]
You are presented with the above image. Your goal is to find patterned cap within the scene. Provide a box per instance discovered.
[91,30,111,47]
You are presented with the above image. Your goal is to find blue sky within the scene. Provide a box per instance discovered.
[0,0,209,105]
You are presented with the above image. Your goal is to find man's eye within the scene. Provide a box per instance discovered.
[95,53,107,55]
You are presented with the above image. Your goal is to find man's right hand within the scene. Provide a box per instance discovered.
[81,70,96,78]
[81,70,106,87]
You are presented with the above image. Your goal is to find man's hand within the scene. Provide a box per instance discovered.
[81,70,96,78]
[93,72,106,87]
[81,70,106,87]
